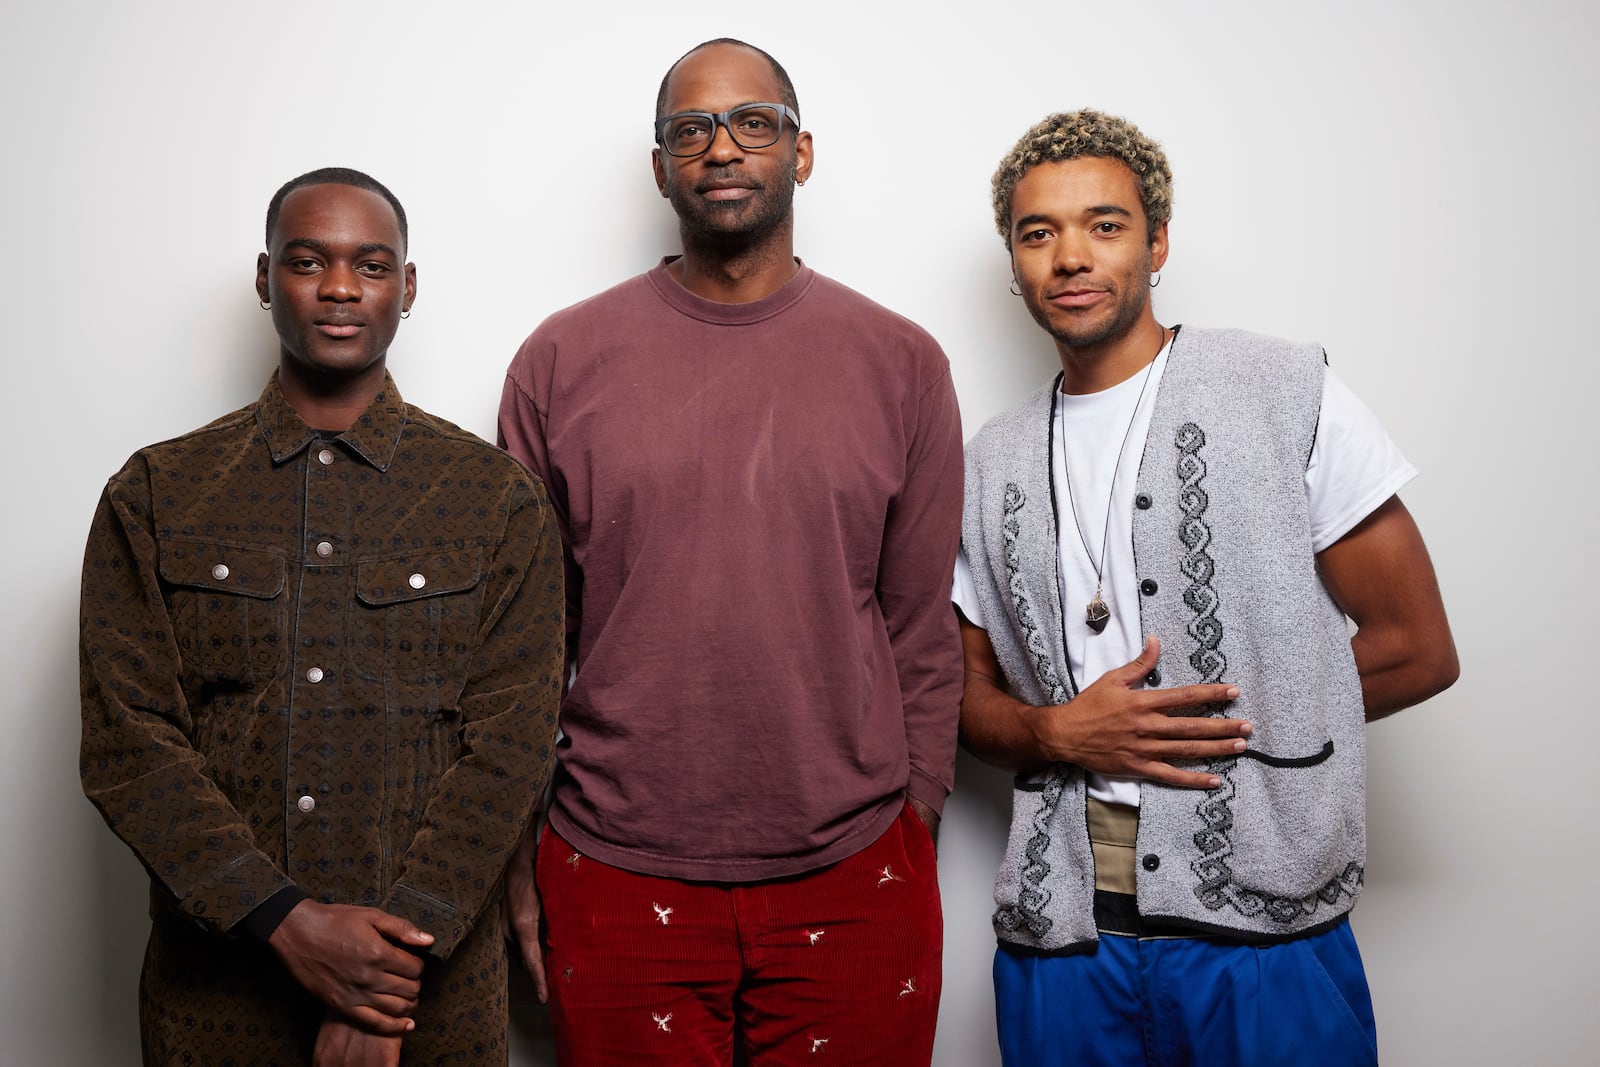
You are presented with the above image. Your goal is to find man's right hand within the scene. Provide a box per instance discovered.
[268,901,432,1034]
[1030,635,1250,788]
[502,824,547,1002]
[960,620,1253,786]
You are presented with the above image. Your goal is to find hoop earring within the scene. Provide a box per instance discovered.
[1149,271,1161,288]
[401,308,411,319]
[1009,280,1022,296]
[259,299,271,310]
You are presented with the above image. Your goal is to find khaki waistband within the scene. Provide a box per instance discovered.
[1086,796,1138,895]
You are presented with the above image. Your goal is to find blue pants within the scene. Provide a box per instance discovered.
[993,920,1378,1066]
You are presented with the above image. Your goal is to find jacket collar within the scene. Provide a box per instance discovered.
[254,371,408,471]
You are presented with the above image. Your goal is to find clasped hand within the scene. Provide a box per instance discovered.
[268,900,433,1035]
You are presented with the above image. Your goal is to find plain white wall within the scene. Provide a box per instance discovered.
[2,1,1595,1063]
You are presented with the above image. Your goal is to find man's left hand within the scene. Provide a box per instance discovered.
[313,1015,403,1067]
[907,796,940,850]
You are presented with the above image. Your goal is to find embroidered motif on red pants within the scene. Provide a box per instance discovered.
[537,802,943,1066]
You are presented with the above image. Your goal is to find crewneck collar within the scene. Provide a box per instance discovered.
[646,256,816,326]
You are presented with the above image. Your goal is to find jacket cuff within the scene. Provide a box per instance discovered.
[380,882,468,959]
[238,885,309,942]
[191,850,297,933]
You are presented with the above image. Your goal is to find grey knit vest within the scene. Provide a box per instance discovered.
[962,326,1366,952]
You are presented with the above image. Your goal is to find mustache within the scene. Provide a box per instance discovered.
[694,168,760,193]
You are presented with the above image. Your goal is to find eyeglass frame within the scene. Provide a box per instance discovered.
[653,102,802,158]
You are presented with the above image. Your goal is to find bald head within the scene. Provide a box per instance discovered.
[655,38,799,122]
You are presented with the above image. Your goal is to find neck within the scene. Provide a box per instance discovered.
[670,220,799,303]
[1057,315,1169,395]
[277,358,387,432]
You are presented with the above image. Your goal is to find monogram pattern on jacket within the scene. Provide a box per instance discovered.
[80,373,565,1062]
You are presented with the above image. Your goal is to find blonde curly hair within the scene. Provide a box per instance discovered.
[991,109,1172,248]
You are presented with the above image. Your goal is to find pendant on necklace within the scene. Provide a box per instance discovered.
[1085,589,1110,634]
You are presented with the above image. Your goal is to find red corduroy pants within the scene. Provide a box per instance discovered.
[538,802,943,1066]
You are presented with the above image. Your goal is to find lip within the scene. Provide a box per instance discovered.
[698,179,757,201]
[315,318,364,338]
[1047,288,1109,308]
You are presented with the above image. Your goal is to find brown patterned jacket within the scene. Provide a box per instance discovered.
[79,372,563,957]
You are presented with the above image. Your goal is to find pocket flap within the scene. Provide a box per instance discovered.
[158,539,286,599]
[356,548,483,606]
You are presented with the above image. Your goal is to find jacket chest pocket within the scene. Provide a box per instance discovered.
[355,549,485,705]
[159,538,288,687]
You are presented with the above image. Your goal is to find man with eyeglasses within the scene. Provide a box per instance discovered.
[498,37,962,1067]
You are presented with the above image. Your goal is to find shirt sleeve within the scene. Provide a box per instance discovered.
[379,475,565,958]
[499,347,581,674]
[951,544,987,629]
[1306,366,1419,552]
[878,364,965,816]
[79,470,296,933]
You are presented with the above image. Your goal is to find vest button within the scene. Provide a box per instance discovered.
[1135,493,1152,510]
[1142,854,1161,872]
[1146,668,1162,687]
[1140,579,1158,596]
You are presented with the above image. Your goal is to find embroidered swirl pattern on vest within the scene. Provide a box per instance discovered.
[1174,424,1226,685]
[1175,422,1364,922]
[994,769,1067,940]
[1001,483,1068,705]
[992,482,1066,940]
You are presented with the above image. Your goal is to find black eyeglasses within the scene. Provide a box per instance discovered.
[654,103,801,158]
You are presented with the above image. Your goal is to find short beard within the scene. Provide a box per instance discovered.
[666,156,798,251]
[1026,243,1153,350]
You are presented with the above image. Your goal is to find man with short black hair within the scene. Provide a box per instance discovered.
[956,109,1458,1065]
[81,168,564,1065]
[499,38,962,1067]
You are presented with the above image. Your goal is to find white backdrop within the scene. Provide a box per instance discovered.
[2,1,1595,1064]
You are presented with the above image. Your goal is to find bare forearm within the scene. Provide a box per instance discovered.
[959,673,1051,774]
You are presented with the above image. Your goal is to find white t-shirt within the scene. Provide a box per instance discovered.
[952,337,1416,805]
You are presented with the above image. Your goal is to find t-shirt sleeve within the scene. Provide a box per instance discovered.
[951,544,987,630]
[1306,365,1419,553]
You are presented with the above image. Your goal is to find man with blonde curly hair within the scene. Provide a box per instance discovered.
[953,109,1458,1064]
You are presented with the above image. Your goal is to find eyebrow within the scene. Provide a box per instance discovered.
[280,237,400,258]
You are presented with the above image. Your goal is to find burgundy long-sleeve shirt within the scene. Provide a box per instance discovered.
[499,260,963,881]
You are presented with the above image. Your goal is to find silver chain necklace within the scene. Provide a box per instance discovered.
[1057,328,1170,633]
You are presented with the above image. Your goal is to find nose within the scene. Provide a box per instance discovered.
[319,261,361,301]
[1053,230,1092,275]
[703,117,745,163]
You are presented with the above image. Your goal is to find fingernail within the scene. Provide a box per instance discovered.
[1232,739,1247,752]
[1225,686,1240,698]
[1207,777,1222,788]
[1239,723,1252,736]
[406,1021,416,1031]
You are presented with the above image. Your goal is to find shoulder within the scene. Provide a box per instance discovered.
[507,270,657,373]
[805,272,946,355]
[106,402,257,489]
[967,381,1055,464]
[1174,325,1325,375]
[403,405,547,492]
